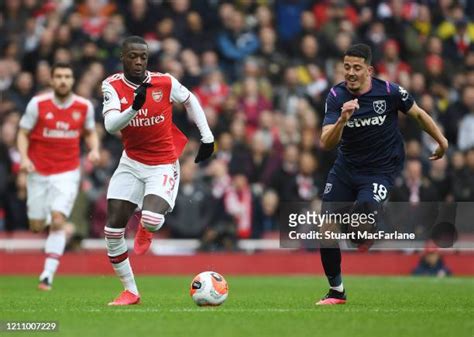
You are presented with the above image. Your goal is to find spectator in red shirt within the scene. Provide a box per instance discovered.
[237,76,272,130]
[376,39,411,83]
[193,68,229,113]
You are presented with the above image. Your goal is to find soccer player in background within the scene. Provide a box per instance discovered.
[17,63,100,291]
[317,44,448,305]
[102,36,214,306]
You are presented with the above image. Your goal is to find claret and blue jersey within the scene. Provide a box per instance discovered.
[322,77,415,204]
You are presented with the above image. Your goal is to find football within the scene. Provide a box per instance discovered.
[190,271,229,306]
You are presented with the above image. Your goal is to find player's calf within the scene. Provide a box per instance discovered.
[105,226,139,299]
[50,211,66,230]
[39,212,67,290]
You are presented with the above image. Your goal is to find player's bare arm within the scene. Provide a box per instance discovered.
[321,99,359,150]
[17,127,35,173]
[17,96,39,173]
[406,102,448,160]
[84,128,101,165]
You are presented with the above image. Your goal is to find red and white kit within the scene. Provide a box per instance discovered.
[102,71,213,209]
[19,92,95,219]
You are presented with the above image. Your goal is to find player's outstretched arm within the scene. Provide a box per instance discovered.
[407,102,448,160]
[321,99,359,150]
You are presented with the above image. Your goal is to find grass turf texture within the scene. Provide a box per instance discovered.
[0,276,472,337]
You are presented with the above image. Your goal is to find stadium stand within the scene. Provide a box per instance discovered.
[0,1,473,265]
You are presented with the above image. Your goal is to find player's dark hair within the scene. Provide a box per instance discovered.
[345,44,372,65]
[51,62,73,76]
[122,36,148,50]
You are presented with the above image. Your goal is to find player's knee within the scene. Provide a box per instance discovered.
[141,210,165,232]
[352,201,380,223]
[29,219,45,233]
[348,201,379,244]
[50,212,66,230]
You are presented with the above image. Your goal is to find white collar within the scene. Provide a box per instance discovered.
[122,71,151,89]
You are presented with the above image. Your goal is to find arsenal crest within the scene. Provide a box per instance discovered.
[72,111,81,121]
[152,90,163,102]
[373,100,386,114]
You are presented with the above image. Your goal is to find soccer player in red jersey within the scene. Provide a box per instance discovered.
[102,36,214,306]
[17,63,100,291]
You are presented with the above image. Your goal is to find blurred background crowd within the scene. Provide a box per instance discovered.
[0,0,473,250]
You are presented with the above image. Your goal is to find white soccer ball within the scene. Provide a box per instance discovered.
[190,271,229,306]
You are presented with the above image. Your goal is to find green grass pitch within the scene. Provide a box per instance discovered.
[1,275,472,337]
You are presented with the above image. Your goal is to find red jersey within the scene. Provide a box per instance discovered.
[101,71,188,165]
[19,92,95,175]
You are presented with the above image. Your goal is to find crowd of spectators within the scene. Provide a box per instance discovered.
[0,0,473,249]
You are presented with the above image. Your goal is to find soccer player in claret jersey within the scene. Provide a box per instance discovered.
[102,36,214,306]
[17,63,100,291]
[317,44,448,305]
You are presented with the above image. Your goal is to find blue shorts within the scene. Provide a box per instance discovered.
[322,164,396,204]
[320,163,400,245]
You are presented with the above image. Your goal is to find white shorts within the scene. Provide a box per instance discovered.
[26,168,80,220]
[107,152,180,211]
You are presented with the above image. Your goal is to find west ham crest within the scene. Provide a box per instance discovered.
[152,90,163,102]
[373,100,386,114]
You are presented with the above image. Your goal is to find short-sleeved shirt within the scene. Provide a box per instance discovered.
[323,77,414,174]
[19,92,95,175]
